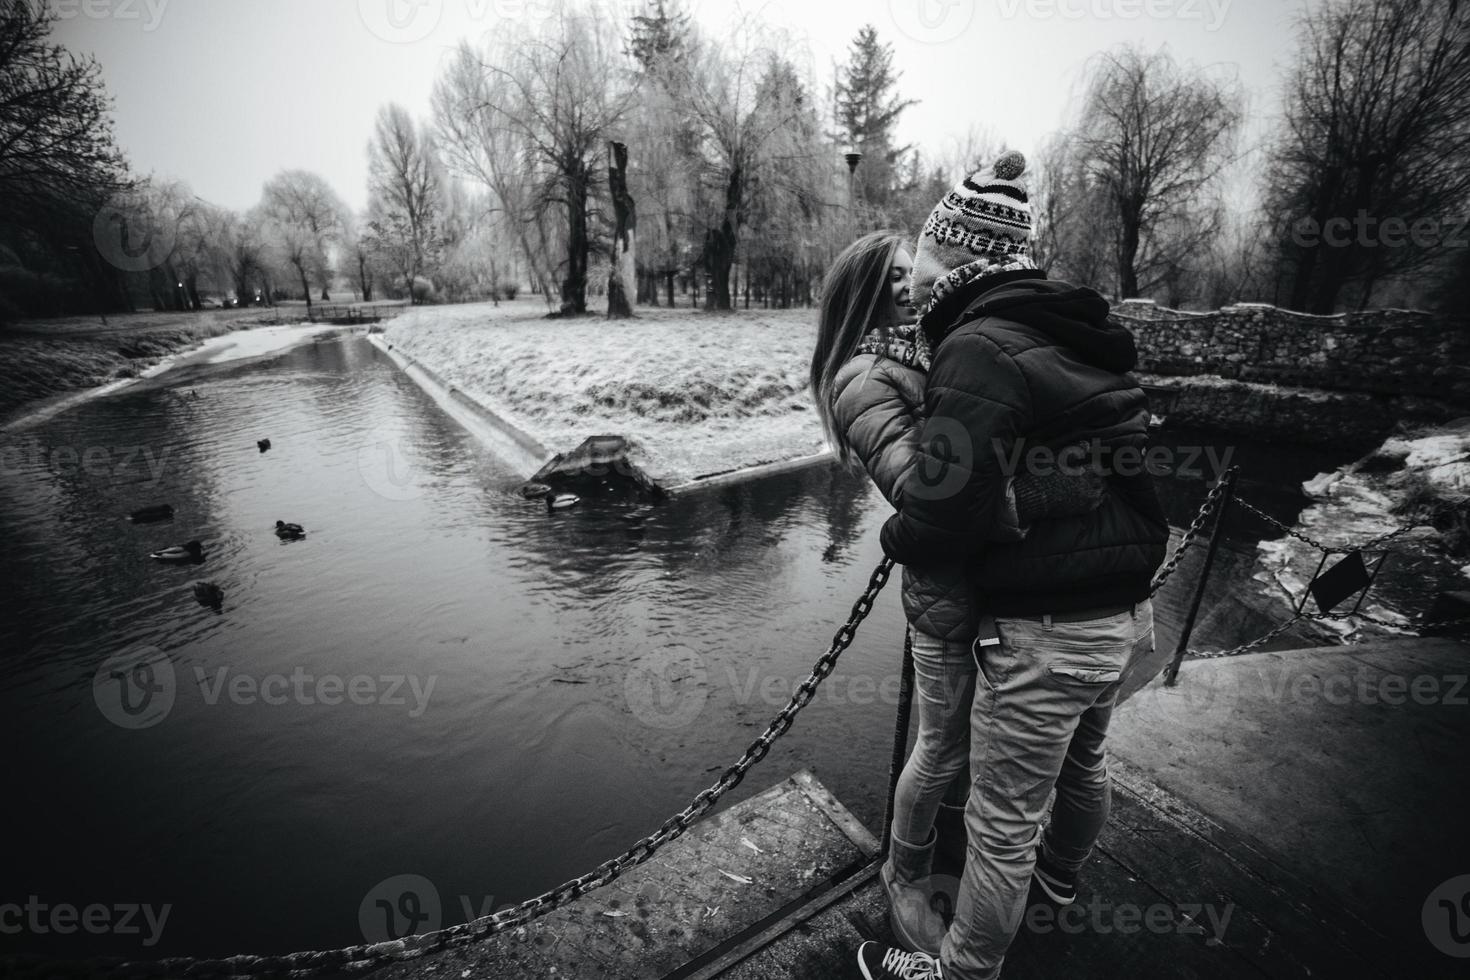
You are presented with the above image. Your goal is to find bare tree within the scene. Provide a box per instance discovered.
[260,170,347,310]
[679,19,818,310]
[1073,46,1242,299]
[606,141,637,317]
[439,5,633,315]
[365,103,442,303]
[0,1,128,227]
[434,41,559,306]
[1265,0,1470,313]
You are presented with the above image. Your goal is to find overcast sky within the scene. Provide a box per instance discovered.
[52,0,1305,212]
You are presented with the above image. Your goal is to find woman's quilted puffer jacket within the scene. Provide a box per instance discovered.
[831,354,1023,641]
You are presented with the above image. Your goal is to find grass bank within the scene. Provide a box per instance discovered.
[381,299,827,485]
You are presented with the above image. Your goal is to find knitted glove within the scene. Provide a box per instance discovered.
[1012,468,1107,526]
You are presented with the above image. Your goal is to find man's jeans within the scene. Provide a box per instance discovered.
[941,601,1155,980]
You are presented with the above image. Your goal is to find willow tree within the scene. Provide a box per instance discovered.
[680,20,820,310]
[1265,0,1470,313]
[437,4,633,315]
[1073,46,1242,299]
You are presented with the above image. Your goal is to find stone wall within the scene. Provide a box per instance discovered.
[1111,300,1470,406]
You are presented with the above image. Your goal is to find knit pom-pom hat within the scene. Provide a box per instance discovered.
[911,149,1036,314]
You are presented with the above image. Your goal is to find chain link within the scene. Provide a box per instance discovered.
[1149,474,1232,597]
[8,561,895,980]
[1233,496,1429,556]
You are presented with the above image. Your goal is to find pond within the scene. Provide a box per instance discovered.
[0,336,1360,959]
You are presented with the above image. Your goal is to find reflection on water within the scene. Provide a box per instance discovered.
[0,339,1355,958]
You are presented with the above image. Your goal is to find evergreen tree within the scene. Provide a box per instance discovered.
[627,0,691,73]
[831,24,917,214]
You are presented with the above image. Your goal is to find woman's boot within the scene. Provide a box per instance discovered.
[880,829,948,955]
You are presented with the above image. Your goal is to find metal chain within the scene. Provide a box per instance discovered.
[1149,475,1232,597]
[1233,495,1429,556]
[9,561,894,980]
[1185,612,1312,660]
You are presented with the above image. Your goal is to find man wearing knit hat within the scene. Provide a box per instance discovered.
[855,152,1169,980]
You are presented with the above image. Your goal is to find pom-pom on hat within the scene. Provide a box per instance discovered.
[911,149,1036,314]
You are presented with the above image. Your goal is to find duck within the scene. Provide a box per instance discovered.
[274,520,306,540]
[257,438,272,452]
[519,481,553,500]
[129,504,175,524]
[151,540,204,563]
[546,493,580,512]
[192,581,224,608]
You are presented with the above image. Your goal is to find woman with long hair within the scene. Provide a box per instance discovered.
[810,231,1103,956]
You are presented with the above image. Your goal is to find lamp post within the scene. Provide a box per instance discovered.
[843,146,862,238]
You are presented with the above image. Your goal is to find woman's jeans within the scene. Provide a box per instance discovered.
[942,601,1155,980]
[890,627,976,850]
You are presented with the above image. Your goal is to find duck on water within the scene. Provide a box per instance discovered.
[150,540,204,564]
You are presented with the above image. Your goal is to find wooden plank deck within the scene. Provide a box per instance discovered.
[368,771,877,980]
[713,763,1408,979]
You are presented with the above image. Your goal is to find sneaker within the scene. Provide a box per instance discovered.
[1031,850,1077,906]
[857,940,943,980]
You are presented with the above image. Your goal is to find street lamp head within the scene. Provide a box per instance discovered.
[844,149,863,174]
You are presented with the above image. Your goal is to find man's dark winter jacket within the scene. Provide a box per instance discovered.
[878,271,1168,615]
[831,353,1025,641]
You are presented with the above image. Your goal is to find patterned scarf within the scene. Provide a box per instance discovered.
[926,255,1037,313]
[855,321,933,373]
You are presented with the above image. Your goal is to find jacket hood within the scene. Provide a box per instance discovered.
[922,272,1137,373]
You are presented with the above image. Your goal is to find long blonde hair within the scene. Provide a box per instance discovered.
[810,231,908,463]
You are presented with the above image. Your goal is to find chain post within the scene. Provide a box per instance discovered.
[1165,466,1239,686]
[879,627,916,856]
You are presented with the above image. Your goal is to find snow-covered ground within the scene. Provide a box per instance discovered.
[1254,419,1470,636]
[381,300,827,485]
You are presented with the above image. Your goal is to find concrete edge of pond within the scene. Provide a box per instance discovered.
[371,332,835,497]
[368,333,554,478]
